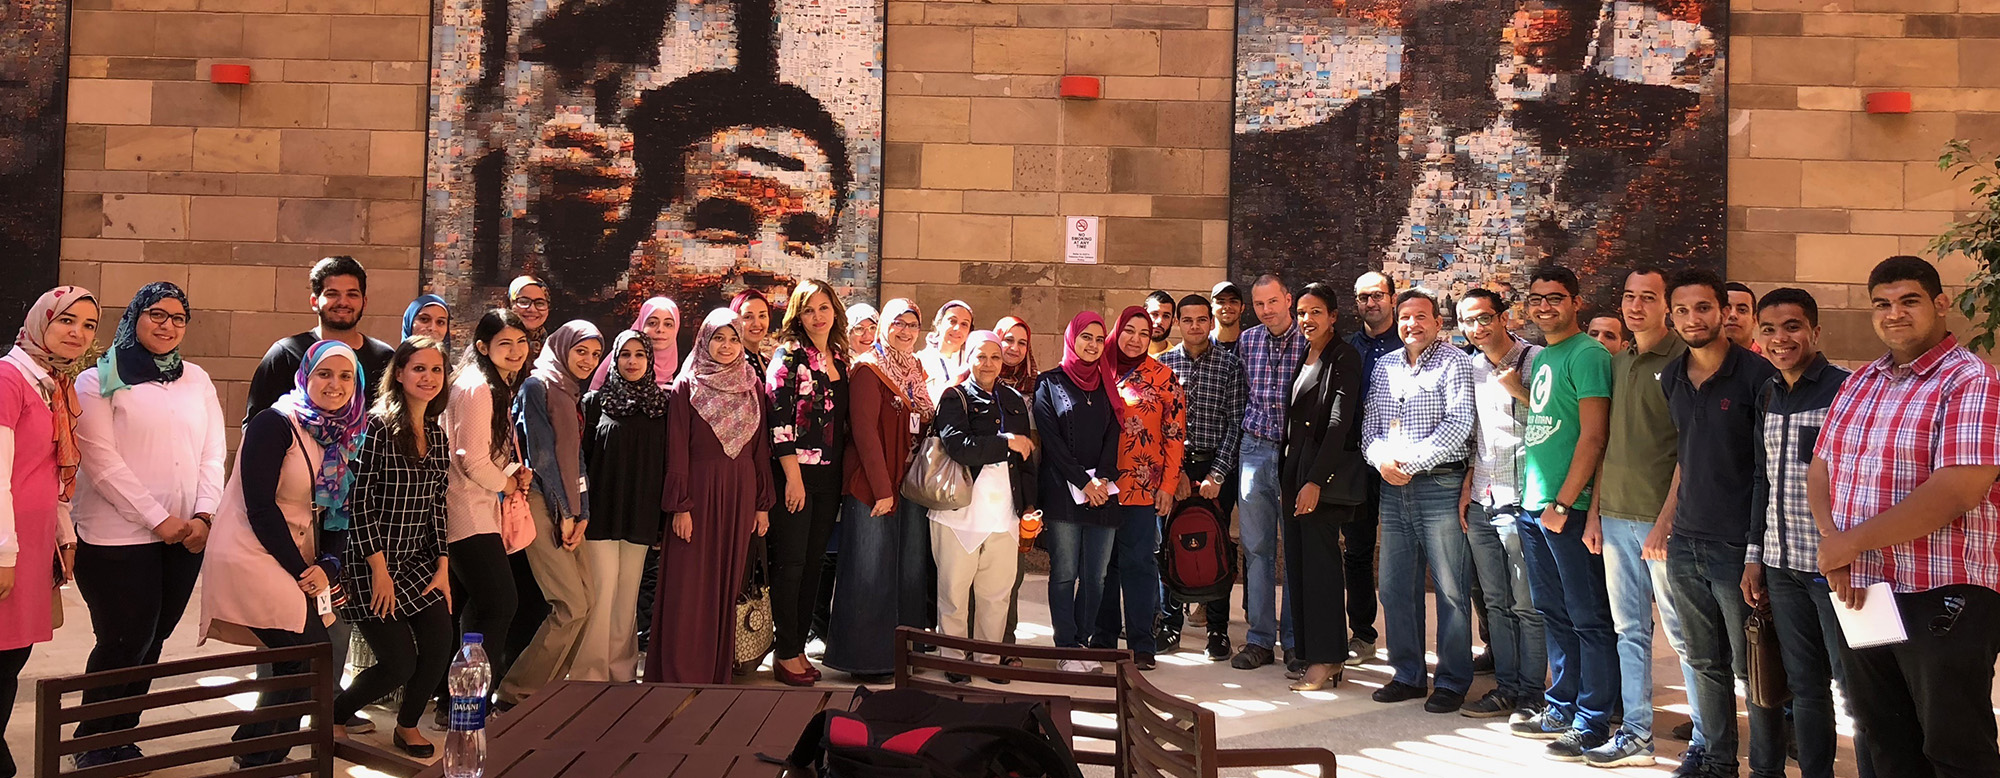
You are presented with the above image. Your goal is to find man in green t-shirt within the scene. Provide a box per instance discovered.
[1510,265,1619,761]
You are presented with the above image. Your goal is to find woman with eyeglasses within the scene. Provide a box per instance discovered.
[508,276,552,350]
[68,283,226,770]
[0,286,96,778]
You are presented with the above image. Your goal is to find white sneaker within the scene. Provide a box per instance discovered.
[1058,659,1100,674]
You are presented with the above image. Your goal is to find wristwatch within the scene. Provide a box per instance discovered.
[1550,502,1571,517]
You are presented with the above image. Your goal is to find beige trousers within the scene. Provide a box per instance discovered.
[931,523,1019,663]
[499,492,593,704]
[574,539,647,682]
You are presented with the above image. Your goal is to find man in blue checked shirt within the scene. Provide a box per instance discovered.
[1230,274,1308,671]
[1157,293,1247,661]
[1361,287,1478,714]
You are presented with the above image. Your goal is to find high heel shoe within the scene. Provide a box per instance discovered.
[775,661,817,687]
[394,729,436,759]
[1288,663,1343,692]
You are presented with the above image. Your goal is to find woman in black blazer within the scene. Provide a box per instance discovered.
[1281,283,1368,692]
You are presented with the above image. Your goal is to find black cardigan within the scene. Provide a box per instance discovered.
[1031,369,1122,527]
[933,381,1038,515]
[1281,338,1367,513]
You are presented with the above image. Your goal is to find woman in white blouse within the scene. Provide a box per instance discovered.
[68,282,226,770]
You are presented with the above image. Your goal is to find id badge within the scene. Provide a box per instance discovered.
[909,411,921,435]
[316,590,334,616]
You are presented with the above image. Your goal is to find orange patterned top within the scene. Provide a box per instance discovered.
[1112,357,1188,506]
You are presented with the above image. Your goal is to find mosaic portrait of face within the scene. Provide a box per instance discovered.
[653,125,840,307]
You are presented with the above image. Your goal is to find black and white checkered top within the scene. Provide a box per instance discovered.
[338,415,450,622]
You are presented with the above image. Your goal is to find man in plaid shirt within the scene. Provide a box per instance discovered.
[1812,256,2000,776]
[1230,274,1308,670]
[1157,293,1247,660]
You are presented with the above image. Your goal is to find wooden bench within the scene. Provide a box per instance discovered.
[893,625,1132,773]
[35,643,424,778]
[1116,660,1337,777]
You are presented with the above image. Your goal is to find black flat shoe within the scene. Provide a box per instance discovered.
[946,672,972,685]
[394,730,436,759]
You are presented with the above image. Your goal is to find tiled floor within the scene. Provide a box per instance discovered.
[11,575,1899,777]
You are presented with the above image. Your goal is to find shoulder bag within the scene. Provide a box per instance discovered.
[901,387,975,511]
[734,540,775,674]
[500,427,536,554]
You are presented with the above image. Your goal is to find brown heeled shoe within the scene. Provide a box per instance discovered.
[1289,663,1343,692]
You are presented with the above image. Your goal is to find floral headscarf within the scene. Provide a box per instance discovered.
[679,309,761,458]
[594,330,668,419]
[271,340,368,531]
[13,286,96,502]
[591,296,679,390]
[993,315,1037,397]
[872,298,935,422]
[97,281,188,397]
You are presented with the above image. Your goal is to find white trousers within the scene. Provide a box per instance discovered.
[574,539,647,682]
[931,524,1019,663]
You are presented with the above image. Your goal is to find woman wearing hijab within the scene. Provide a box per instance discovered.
[441,310,533,696]
[764,281,851,686]
[823,300,923,681]
[991,315,1038,663]
[331,337,453,756]
[1032,311,1121,672]
[589,297,679,390]
[508,276,553,349]
[69,283,225,769]
[875,299,941,634]
[917,300,974,402]
[401,294,452,345]
[578,331,668,682]
[649,309,773,684]
[930,331,1038,683]
[200,340,364,769]
[0,287,94,777]
[846,303,879,356]
[503,320,604,701]
[1089,306,1188,670]
[729,289,776,377]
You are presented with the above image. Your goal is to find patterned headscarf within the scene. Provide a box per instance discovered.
[1059,311,1108,392]
[594,330,668,419]
[401,294,450,343]
[14,286,96,502]
[97,281,188,397]
[591,296,679,390]
[872,298,935,422]
[993,316,1037,397]
[530,320,604,514]
[271,340,368,531]
[679,309,761,459]
[1104,306,1153,425]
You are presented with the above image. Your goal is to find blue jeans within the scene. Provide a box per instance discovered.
[1600,516,1704,747]
[1237,435,1293,650]
[1093,506,1163,654]
[1764,566,1875,778]
[824,496,926,675]
[1379,471,1474,693]
[1465,502,1546,701]
[1667,535,1786,776]
[1517,508,1618,735]
[1044,519,1116,649]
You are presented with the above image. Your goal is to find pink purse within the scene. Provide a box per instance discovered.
[500,430,536,553]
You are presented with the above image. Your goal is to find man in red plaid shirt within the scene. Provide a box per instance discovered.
[1810,255,2000,776]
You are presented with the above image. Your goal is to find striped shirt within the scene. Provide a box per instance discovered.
[1748,355,1848,572]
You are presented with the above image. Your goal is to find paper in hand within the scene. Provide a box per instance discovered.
[1068,468,1120,504]
[1829,581,1907,649]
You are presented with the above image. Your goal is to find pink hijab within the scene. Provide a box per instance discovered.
[1059,311,1108,392]
[950,330,1004,388]
[592,296,679,389]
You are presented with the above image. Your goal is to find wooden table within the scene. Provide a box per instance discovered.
[414,681,854,777]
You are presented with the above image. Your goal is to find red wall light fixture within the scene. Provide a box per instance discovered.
[1059,76,1101,99]
[209,64,253,85]
[1865,91,1911,114]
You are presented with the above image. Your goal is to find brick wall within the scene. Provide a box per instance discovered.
[61,0,428,431]
[880,2,1235,354]
[1729,0,1998,361]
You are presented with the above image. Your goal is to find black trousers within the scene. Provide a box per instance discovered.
[235,617,331,768]
[71,540,204,737]
[0,646,30,778]
[1344,484,1380,644]
[1162,455,1237,638]
[1840,583,2000,778]
[766,489,841,660]
[439,533,516,709]
[336,602,454,728]
[1285,504,1354,664]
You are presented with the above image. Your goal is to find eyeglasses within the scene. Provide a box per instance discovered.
[1355,292,1390,303]
[1931,595,1967,636]
[1461,314,1498,327]
[887,320,917,331]
[1526,293,1571,307]
[512,298,550,311]
[142,309,190,328]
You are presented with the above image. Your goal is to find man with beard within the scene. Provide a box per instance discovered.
[1341,270,1401,668]
[1210,281,1246,352]
[1145,290,1176,357]
[243,256,397,426]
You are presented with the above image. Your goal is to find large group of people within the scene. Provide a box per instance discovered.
[0,252,1992,778]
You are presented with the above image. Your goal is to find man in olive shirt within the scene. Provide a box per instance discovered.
[1582,267,1703,769]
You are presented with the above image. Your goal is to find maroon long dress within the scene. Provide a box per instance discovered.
[645,387,775,684]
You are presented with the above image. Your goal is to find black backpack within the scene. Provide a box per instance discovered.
[1158,498,1237,601]
[779,686,1084,778]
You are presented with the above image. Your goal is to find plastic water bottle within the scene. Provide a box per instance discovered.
[444,633,491,778]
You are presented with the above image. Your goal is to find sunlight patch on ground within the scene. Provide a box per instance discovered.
[1014,621,1055,639]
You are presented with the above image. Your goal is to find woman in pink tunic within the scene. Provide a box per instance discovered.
[0,286,97,778]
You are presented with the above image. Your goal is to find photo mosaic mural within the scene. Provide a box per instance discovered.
[1230,0,1727,315]
[0,0,68,335]
[424,0,883,330]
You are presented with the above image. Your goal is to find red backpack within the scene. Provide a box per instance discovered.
[1158,498,1236,601]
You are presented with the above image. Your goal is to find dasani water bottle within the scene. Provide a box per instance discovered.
[444,633,491,778]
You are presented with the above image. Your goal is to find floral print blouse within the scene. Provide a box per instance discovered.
[1113,357,1189,506]
[766,341,850,473]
